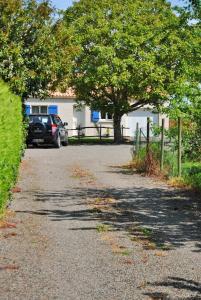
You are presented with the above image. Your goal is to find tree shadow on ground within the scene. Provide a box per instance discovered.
[17,186,201,251]
[144,277,201,299]
[193,242,201,253]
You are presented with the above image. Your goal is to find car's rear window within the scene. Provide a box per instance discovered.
[28,115,51,124]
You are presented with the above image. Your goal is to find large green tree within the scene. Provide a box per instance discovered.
[0,0,62,98]
[186,0,201,18]
[64,0,200,142]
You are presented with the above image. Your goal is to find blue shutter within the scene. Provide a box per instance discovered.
[91,111,100,122]
[48,105,58,115]
[25,105,31,115]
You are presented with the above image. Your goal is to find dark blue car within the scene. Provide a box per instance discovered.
[27,114,68,148]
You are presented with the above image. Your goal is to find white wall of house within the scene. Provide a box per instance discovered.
[84,107,114,137]
[73,106,85,128]
[26,97,169,138]
[126,109,159,138]
[26,97,75,136]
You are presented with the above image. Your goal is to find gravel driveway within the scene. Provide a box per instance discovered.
[0,145,200,300]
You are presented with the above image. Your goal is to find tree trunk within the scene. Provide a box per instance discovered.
[113,113,122,144]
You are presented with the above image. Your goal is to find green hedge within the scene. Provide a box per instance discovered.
[0,81,23,214]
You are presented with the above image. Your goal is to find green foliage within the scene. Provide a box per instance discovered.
[182,162,201,190]
[0,0,66,98]
[182,127,201,161]
[96,223,111,232]
[133,142,177,176]
[0,81,23,213]
[189,0,201,8]
[140,227,153,237]
[186,97,201,160]
[68,136,114,144]
[152,120,201,161]
[185,172,201,190]
[63,0,200,142]
[183,0,201,18]
[133,140,201,190]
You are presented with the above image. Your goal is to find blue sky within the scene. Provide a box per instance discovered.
[51,0,184,10]
[51,0,73,9]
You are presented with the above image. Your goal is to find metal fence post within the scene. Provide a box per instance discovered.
[147,117,150,154]
[139,128,142,149]
[136,122,140,155]
[160,118,165,171]
[99,124,102,142]
[178,117,182,177]
[78,125,81,141]
[121,125,124,142]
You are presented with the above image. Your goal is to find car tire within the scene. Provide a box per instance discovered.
[61,140,68,146]
[55,135,61,148]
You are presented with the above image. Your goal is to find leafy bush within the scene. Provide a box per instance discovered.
[186,172,201,190]
[182,162,201,191]
[152,122,201,161]
[0,81,23,214]
[182,127,201,161]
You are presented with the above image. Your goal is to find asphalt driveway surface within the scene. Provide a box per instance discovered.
[0,145,200,300]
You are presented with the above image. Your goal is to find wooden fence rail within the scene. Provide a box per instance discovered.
[67,125,130,142]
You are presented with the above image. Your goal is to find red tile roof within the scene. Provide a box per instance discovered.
[50,88,76,98]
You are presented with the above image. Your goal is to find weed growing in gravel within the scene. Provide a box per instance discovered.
[89,197,117,212]
[96,223,111,233]
[168,176,188,189]
[158,243,174,251]
[120,250,131,256]
[140,227,153,237]
[128,225,160,250]
[129,225,174,251]
[128,225,153,238]
[143,242,157,250]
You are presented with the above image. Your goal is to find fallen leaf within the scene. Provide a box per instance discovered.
[144,242,157,250]
[5,210,16,217]
[142,255,148,263]
[3,232,17,239]
[0,222,17,229]
[122,259,134,265]
[11,187,22,193]
[137,281,147,289]
[0,265,19,271]
[154,251,167,257]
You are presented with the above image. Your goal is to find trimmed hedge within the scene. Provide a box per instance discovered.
[0,81,23,214]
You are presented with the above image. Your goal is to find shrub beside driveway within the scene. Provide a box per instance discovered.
[0,81,23,214]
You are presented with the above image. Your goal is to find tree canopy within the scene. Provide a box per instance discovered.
[64,0,200,142]
[187,0,201,17]
[0,0,64,98]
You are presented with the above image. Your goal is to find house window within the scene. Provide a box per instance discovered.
[32,106,48,114]
[100,111,113,120]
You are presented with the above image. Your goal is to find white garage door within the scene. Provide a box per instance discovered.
[127,109,159,138]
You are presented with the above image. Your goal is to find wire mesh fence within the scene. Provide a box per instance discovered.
[132,117,180,177]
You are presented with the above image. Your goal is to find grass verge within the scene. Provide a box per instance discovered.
[68,137,115,145]
[131,143,201,192]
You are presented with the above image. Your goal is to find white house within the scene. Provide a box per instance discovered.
[25,90,169,139]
